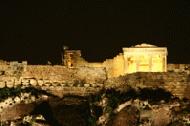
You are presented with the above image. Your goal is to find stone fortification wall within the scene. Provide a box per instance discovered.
[106,72,190,99]
[75,53,125,78]
[103,53,125,78]
[0,61,107,84]
[0,65,9,74]
[0,61,27,77]
[0,61,190,99]
[23,65,106,84]
[0,63,106,85]
[0,75,104,97]
[167,64,190,74]
[0,64,106,97]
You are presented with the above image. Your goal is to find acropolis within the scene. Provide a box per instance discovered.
[0,43,190,125]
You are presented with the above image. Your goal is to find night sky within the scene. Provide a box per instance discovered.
[0,1,190,64]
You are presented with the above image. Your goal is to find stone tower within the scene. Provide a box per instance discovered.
[63,50,82,68]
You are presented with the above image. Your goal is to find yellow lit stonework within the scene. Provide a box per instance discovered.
[63,43,168,78]
[123,43,167,74]
[151,55,163,72]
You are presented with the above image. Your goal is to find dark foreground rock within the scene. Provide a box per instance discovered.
[107,106,140,126]
[0,97,91,126]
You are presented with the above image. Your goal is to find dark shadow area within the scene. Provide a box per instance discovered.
[105,88,138,108]
[33,96,91,126]
[107,105,140,126]
[32,101,62,126]
[98,88,173,109]
[138,88,173,103]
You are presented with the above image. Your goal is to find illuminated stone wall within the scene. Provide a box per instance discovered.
[167,64,190,74]
[0,44,167,79]
[102,53,125,78]
[123,44,167,74]
[63,44,168,77]
[0,61,190,99]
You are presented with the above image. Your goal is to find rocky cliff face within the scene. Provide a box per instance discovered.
[0,86,190,126]
[106,72,190,100]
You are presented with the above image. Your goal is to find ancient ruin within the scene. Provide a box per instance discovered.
[0,43,190,125]
[123,43,167,73]
[63,43,167,77]
[0,43,188,99]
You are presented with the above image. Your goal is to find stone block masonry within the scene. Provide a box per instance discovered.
[167,64,190,74]
[106,72,190,99]
[63,44,167,78]
[0,60,190,99]
[23,65,107,84]
[0,64,106,97]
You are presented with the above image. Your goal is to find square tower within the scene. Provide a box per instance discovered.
[63,50,82,68]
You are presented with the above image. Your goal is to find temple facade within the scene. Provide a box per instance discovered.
[123,44,167,74]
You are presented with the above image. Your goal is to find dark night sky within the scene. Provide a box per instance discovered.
[0,1,190,64]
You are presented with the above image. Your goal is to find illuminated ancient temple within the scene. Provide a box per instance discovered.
[123,44,168,74]
[63,43,168,77]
